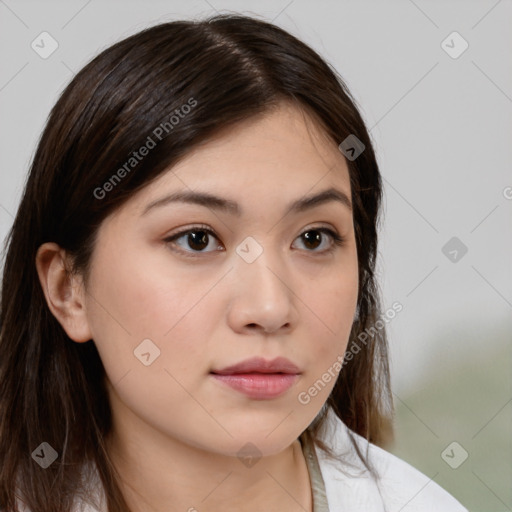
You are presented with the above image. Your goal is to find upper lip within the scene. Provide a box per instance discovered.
[211,357,301,375]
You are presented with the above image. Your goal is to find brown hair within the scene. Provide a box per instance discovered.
[0,13,392,511]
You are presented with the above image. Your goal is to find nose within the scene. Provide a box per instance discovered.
[226,245,299,336]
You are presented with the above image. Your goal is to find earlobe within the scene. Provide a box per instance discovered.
[35,242,93,343]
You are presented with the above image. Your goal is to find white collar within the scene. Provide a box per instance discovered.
[313,406,387,510]
[314,406,468,511]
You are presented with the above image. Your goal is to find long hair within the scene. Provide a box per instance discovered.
[0,13,392,512]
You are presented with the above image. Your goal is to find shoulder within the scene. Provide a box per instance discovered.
[314,407,468,511]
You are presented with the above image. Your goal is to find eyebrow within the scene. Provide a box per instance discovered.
[141,186,352,217]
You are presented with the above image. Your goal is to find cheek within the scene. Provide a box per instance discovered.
[84,257,218,428]
[87,238,175,331]
[297,262,358,401]
[84,247,223,381]
[304,262,358,341]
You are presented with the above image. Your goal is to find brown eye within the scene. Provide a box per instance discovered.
[294,228,344,253]
[301,230,322,250]
[164,226,223,256]
[184,231,210,251]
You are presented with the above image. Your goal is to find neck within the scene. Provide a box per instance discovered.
[105,398,313,512]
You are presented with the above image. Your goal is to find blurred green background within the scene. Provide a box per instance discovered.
[387,325,511,512]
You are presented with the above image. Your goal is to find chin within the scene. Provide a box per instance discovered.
[209,414,307,456]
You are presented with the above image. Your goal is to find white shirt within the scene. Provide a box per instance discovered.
[312,406,468,511]
[17,406,468,511]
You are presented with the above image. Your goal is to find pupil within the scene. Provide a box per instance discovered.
[189,231,208,250]
[303,230,321,250]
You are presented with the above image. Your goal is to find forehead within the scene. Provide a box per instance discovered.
[131,102,352,217]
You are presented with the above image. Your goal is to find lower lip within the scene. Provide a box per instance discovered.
[211,373,299,399]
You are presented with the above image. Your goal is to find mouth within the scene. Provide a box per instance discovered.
[210,357,301,400]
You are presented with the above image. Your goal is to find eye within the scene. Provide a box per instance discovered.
[164,224,222,256]
[293,227,345,253]
[163,225,345,258]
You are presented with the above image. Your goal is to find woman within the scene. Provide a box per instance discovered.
[0,14,467,512]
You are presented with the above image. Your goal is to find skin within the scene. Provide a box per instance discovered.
[36,101,359,512]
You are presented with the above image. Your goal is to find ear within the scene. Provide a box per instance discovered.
[35,242,93,343]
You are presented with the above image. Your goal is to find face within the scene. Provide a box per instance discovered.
[82,101,358,458]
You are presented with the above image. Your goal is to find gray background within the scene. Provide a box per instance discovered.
[1,1,511,510]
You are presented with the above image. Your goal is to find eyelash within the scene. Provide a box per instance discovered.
[163,224,345,259]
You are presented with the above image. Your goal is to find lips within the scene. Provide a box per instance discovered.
[210,357,301,400]
[211,356,301,375]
